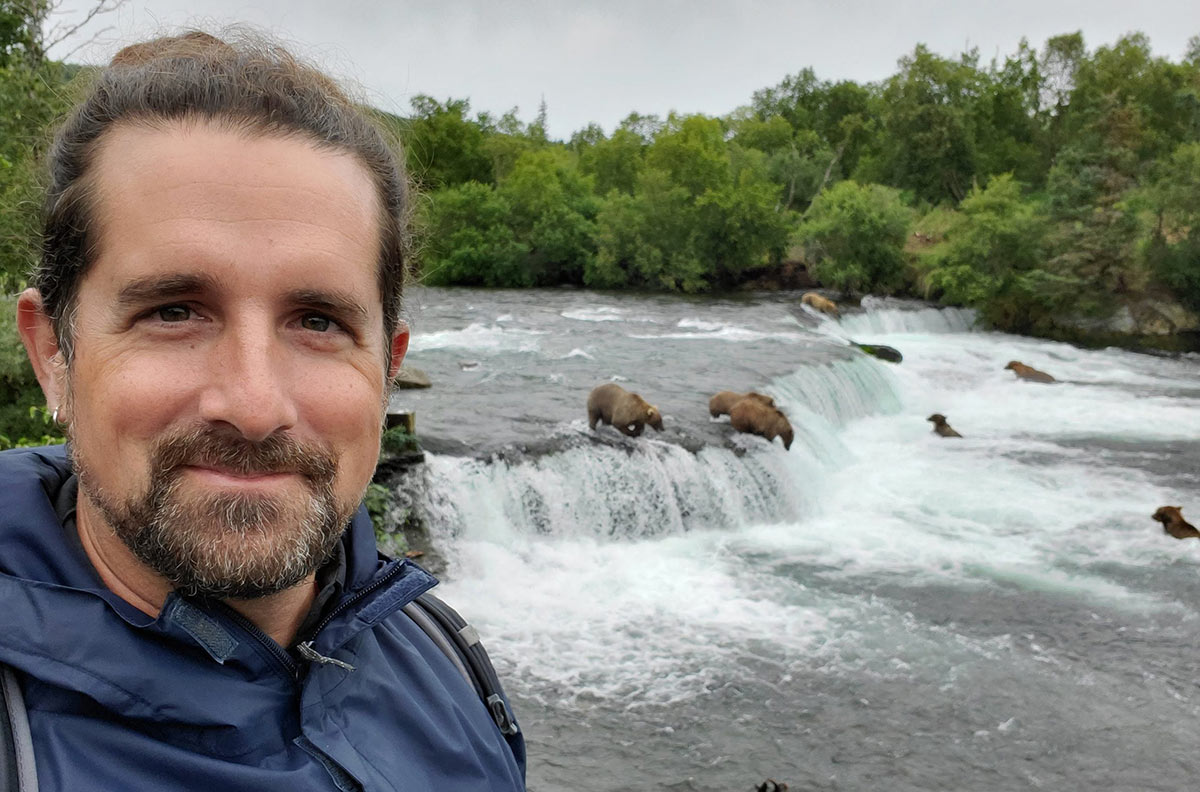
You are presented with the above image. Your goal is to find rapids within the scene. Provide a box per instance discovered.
[386,287,1200,792]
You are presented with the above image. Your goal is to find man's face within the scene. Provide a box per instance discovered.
[51,120,402,598]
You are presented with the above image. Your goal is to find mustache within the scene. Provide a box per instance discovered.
[151,426,337,482]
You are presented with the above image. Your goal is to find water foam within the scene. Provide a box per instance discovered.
[831,297,979,336]
[414,321,546,352]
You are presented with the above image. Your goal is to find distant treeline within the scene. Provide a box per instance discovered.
[390,31,1200,340]
[3,9,1200,438]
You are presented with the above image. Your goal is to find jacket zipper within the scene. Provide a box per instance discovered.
[210,560,408,680]
[212,601,303,681]
[304,559,408,644]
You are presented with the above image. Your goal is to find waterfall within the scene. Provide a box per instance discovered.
[391,355,903,546]
[828,296,978,336]
[770,357,902,427]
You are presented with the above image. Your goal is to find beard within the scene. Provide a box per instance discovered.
[72,424,353,600]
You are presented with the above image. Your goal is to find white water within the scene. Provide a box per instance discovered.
[392,292,1200,790]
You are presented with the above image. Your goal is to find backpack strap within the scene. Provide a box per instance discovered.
[402,593,520,739]
[0,665,38,792]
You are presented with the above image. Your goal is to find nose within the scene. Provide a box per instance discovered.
[197,321,298,442]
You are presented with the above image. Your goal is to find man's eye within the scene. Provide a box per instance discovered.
[300,314,334,332]
[157,305,191,322]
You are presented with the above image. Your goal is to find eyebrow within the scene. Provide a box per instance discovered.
[289,289,371,326]
[115,273,219,308]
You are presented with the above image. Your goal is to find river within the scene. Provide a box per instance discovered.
[386,286,1200,792]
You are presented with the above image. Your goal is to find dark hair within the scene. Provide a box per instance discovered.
[37,30,410,366]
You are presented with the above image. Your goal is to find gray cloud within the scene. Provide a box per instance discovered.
[49,0,1200,140]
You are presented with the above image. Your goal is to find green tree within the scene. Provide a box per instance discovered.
[728,112,831,211]
[1064,34,1196,165]
[1138,141,1200,310]
[498,148,597,284]
[699,144,794,285]
[923,174,1058,331]
[973,40,1044,187]
[1,0,73,292]
[578,126,644,196]
[1043,88,1143,316]
[644,114,729,197]
[417,182,529,287]
[403,96,493,189]
[479,106,550,181]
[588,169,708,292]
[818,80,874,180]
[586,114,794,292]
[795,180,911,293]
[869,45,983,204]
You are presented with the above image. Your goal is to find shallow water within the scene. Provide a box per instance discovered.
[387,287,1200,791]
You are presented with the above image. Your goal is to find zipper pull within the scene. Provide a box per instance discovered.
[297,641,356,672]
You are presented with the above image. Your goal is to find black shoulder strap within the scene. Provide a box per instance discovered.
[402,593,520,739]
[0,665,38,792]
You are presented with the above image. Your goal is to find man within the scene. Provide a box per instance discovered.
[0,31,525,791]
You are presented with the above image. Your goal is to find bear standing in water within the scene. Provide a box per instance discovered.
[801,292,839,317]
[730,398,794,450]
[587,383,664,438]
[709,390,775,418]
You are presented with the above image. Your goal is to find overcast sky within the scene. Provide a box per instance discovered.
[46,0,1200,141]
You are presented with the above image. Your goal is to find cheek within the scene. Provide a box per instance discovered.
[299,376,385,458]
[70,355,198,436]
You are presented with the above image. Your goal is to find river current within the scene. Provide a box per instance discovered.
[386,286,1200,792]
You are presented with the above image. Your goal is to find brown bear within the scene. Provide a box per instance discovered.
[730,398,793,450]
[1152,506,1199,540]
[927,413,962,438]
[708,390,775,418]
[587,383,664,438]
[801,291,839,317]
[1005,361,1056,383]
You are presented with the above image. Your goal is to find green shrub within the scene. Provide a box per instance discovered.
[795,180,912,294]
[380,425,420,456]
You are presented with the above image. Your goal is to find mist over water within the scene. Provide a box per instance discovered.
[389,287,1200,792]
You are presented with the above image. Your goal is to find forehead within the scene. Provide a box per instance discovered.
[83,120,382,298]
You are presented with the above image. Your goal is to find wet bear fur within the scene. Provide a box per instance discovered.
[730,398,794,450]
[709,390,775,418]
[1005,360,1056,383]
[927,413,962,438]
[1153,506,1199,540]
[587,383,664,438]
[801,292,839,316]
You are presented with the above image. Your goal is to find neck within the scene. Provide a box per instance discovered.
[76,495,317,647]
[225,584,317,646]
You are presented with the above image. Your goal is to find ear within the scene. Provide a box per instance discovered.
[386,322,410,380]
[16,288,68,414]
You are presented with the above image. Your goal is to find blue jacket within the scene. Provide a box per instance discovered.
[0,445,525,791]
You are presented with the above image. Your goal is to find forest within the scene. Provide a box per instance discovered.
[2,0,1200,445]
[395,32,1200,340]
